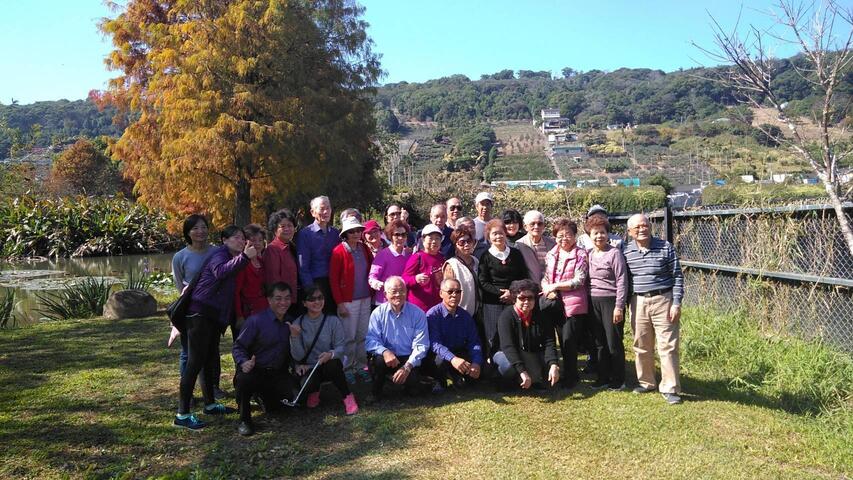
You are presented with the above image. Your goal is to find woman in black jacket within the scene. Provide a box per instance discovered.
[493,279,560,390]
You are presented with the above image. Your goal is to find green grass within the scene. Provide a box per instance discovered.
[0,308,850,479]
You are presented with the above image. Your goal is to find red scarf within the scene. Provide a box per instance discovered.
[514,306,533,328]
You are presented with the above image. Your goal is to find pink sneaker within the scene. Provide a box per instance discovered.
[306,392,320,408]
[343,393,359,415]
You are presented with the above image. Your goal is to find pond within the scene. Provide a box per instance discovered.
[0,253,176,326]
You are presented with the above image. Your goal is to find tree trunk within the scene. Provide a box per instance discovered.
[824,179,853,257]
[234,176,251,227]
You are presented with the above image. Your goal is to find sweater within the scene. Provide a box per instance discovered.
[402,251,445,312]
[497,304,559,375]
[329,242,374,304]
[477,247,529,305]
[262,237,298,299]
[588,246,628,310]
[369,246,411,304]
[290,313,346,365]
[234,260,269,319]
[544,245,589,317]
[171,245,214,290]
[515,234,555,283]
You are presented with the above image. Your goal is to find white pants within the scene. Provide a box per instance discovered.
[340,297,371,371]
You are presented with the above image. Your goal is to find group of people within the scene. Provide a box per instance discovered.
[169,192,684,436]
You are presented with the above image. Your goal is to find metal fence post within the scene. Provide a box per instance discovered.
[663,200,674,244]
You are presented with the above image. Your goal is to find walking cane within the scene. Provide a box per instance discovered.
[281,361,322,407]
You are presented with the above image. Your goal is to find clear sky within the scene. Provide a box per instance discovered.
[0,0,800,105]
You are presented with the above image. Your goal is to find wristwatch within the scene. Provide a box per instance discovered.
[403,363,413,373]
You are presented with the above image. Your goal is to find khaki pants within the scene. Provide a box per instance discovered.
[630,292,681,394]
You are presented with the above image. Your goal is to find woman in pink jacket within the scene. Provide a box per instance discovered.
[541,218,589,389]
[402,224,445,312]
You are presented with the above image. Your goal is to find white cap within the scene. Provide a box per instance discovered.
[587,204,607,216]
[475,192,494,205]
[421,224,444,239]
[339,218,364,238]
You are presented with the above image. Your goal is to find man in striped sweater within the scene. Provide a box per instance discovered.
[624,214,685,405]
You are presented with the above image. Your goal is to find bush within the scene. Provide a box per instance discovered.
[492,186,667,218]
[0,290,15,328]
[702,184,827,206]
[603,158,630,172]
[36,277,113,320]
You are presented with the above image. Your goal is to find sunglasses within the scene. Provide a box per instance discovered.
[391,232,407,238]
[442,289,462,295]
[305,296,324,302]
[517,294,535,301]
[456,238,473,245]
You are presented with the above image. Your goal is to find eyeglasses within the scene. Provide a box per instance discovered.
[305,296,324,302]
[448,205,462,211]
[456,238,473,246]
[517,294,535,301]
[391,232,407,238]
[387,211,402,217]
[630,224,650,230]
[442,289,462,295]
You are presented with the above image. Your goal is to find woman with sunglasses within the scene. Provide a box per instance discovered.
[369,219,412,306]
[442,226,479,317]
[291,285,359,415]
[493,279,560,391]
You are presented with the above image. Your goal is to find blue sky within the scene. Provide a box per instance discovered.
[0,1,799,105]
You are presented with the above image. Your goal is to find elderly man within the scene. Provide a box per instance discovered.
[297,195,341,313]
[624,214,685,405]
[472,192,494,241]
[384,203,417,248]
[446,197,463,229]
[232,282,297,436]
[425,279,483,392]
[365,276,430,401]
[416,204,454,257]
[515,210,556,283]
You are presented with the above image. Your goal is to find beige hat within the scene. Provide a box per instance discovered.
[421,224,444,239]
[474,192,494,205]
[339,218,365,238]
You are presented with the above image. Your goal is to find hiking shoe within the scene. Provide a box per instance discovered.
[431,381,446,394]
[203,403,236,415]
[213,386,228,400]
[608,383,627,391]
[662,392,683,405]
[590,380,609,390]
[343,393,359,415]
[306,392,321,408]
[357,368,372,383]
[173,414,205,430]
[345,371,357,385]
[237,421,254,436]
[632,385,656,394]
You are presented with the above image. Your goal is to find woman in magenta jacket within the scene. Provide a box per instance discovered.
[402,224,446,312]
[329,218,374,383]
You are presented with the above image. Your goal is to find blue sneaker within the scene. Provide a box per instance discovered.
[174,414,205,430]
[357,369,372,383]
[345,371,357,385]
[203,403,236,415]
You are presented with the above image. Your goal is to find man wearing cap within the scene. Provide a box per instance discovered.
[624,213,685,404]
[416,204,454,258]
[445,197,464,229]
[297,196,341,313]
[329,216,374,383]
[366,276,430,401]
[578,205,623,251]
[472,192,494,242]
[384,203,417,248]
[424,278,483,392]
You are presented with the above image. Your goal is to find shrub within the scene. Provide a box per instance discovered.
[702,184,827,206]
[0,290,15,328]
[36,277,113,320]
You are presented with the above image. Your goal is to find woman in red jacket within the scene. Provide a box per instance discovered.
[233,224,269,337]
[329,218,375,384]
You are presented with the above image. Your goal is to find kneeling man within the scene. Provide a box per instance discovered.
[425,279,483,391]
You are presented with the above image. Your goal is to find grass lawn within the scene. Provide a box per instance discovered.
[0,309,850,479]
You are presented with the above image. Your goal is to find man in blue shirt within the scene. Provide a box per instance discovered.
[296,195,341,313]
[425,279,483,392]
[365,276,430,401]
[232,282,297,436]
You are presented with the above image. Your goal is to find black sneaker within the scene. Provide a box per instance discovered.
[203,403,237,415]
[662,392,682,405]
[173,414,205,430]
[213,386,228,400]
[608,383,627,391]
[237,421,254,436]
[632,385,656,394]
[590,380,609,390]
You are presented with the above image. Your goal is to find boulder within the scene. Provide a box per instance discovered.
[104,289,158,320]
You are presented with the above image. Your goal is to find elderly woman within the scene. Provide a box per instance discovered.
[263,209,299,313]
[586,215,628,390]
[291,285,359,415]
[493,279,560,390]
[369,219,411,305]
[515,210,556,284]
[362,220,388,256]
[477,219,529,357]
[456,216,488,259]
[234,224,268,335]
[403,224,446,312]
[442,227,479,317]
[501,209,526,246]
[541,218,589,389]
[329,217,374,384]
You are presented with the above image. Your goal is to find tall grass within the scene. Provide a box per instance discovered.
[0,290,16,328]
[35,277,113,321]
[682,306,853,415]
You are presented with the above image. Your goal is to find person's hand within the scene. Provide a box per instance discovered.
[400,209,410,223]
[241,355,256,373]
[519,371,533,389]
[392,365,410,385]
[295,364,309,376]
[548,364,560,387]
[415,273,429,285]
[468,363,481,379]
[167,326,180,347]
[668,305,681,324]
[244,243,258,259]
[450,356,471,375]
[337,304,350,318]
[499,289,512,304]
[541,284,555,297]
[613,308,624,324]
[369,278,384,291]
[317,351,333,365]
[288,322,301,337]
[383,350,399,368]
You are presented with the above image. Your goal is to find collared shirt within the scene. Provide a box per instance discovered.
[296,220,341,287]
[426,302,483,366]
[232,308,292,369]
[623,236,684,306]
[365,302,429,366]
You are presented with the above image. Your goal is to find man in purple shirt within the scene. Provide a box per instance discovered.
[296,195,341,313]
[425,279,483,392]
[232,282,298,436]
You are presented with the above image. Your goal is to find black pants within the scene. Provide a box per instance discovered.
[370,354,424,398]
[493,350,550,390]
[423,349,472,386]
[233,367,293,423]
[314,276,337,314]
[301,358,350,398]
[591,296,625,386]
[179,313,220,413]
[554,314,583,386]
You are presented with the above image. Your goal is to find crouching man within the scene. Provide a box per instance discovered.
[424,279,483,392]
[232,282,297,436]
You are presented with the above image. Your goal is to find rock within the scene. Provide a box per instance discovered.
[104,289,158,320]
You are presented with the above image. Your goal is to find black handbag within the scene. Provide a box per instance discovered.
[167,255,213,333]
